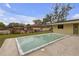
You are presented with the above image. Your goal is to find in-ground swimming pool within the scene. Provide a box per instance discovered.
[16,33,65,55]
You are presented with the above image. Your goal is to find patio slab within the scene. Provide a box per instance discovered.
[0,38,19,56]
[0,35,79,56]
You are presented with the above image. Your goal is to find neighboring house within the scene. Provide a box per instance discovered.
[52,19,79,35]
[31,25,52,32]
[0,30,10,34]
[9,27,26,34]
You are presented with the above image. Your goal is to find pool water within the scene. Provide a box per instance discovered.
[16,33,64,55]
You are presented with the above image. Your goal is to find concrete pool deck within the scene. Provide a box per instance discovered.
[0,35,79,56]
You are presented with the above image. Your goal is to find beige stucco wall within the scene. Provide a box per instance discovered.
[33,28,41,30]
[33,27,50,31]
[42,28,50,31]
[53,24,73,35]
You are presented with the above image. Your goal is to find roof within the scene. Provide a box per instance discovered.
[52,19,79,25]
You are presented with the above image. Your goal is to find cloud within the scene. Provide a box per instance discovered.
[72,14,79,19]
[8,17,21,23]
[5,3,11,8]
[0,9,6,16]
[15,15,37,24]
[0,8,38,25]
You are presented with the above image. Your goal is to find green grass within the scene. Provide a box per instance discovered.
[0,32,51,48]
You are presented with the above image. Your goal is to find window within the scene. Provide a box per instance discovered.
[58,25,63,29]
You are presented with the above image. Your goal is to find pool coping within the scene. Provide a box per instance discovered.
[16,33,70,56]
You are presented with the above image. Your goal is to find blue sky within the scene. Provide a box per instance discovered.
[0,3,79,25]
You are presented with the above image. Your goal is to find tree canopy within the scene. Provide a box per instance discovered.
[42,3,73,24]
[7,23,25,28]
[33,19,42,25]
[51,3,72,22]
[0,22,5,28]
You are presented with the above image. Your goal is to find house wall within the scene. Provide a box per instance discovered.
[53,24,73,35]
[42,28,50,31]
[33,28,41,30]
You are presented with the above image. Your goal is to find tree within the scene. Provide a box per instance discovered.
[26,24,31,29]
[0,22,5,28]
[51,3,72,22]
[33,19,42,25]
[42,18,49,25]
[46,14,52,23]
[8,23,25,28]
[53,4,59,22]
[7,23,25,34]
[26,24,33,33]
[42,4,72,32]
[8,23,18,28]
[60,4,72,21]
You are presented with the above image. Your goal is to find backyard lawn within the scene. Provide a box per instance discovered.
[0,32,51,48]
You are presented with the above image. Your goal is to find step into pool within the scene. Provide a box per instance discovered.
[16,33,65,55]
